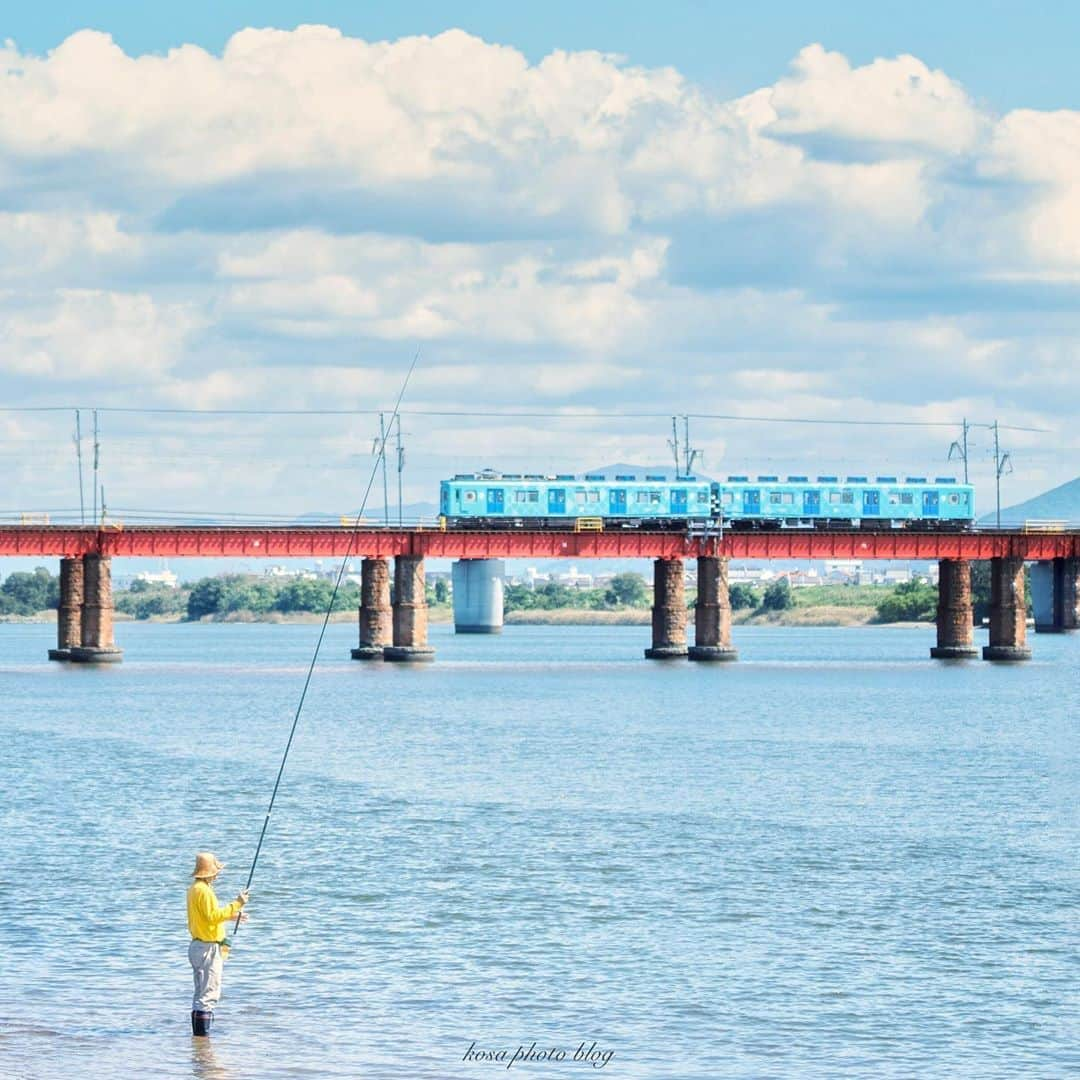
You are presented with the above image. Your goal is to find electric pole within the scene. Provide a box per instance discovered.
[375,412,390,526]
[92,410,100,525]
[947,418,970,484]
[993,420,1012,528]
[395,414,405,527]
[668,416,680,477]
[683,415,701,476]
[73,410,85,525]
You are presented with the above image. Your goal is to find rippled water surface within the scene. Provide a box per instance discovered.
[1,621,1078,1078]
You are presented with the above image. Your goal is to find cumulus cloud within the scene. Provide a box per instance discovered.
[0,26,1077,516]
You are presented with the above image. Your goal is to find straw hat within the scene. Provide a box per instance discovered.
[191,852,225,879]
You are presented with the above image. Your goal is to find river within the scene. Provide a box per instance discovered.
[0,622,1077,1078]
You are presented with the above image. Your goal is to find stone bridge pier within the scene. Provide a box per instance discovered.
[645,558,687,659]
[48,556,85,661]
[931,558,978,660]
[70,554,123,663]
[351,557,392,660]
[384,555,435,663]
[983,556,1031,662]
[689,556,738,661]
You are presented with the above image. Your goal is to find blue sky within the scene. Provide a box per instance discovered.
[0,7,1078,523]
[7,1,1080,111]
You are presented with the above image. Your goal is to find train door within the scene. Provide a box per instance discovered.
[803,490,821,516]
[609,488,627,515]
[671,488,688,514]
[922,490,939,517]
[744,489,761,515]
[548,488,566,515]
[862,490,880,516]
[486,488,505,515]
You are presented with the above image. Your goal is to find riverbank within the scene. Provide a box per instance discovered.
[1,605,924,627]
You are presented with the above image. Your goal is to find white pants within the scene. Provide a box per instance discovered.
[189,940,224,1012]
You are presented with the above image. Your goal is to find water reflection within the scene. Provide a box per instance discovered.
[190,1036,232,1079]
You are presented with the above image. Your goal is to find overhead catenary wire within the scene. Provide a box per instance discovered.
[231,348,421,938]
[0,403,1052,433]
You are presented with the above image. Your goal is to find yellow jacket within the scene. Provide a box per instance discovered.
[187,880,242,942]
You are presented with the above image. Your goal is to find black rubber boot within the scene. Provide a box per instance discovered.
[192,1010,213,1036]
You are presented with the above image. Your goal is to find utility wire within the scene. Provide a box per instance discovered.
[232,349,421,939]
[0,404,1052,432]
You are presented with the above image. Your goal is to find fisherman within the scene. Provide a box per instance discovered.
[187,851,250,1037]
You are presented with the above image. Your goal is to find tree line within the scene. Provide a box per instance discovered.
[0,564,1026,623]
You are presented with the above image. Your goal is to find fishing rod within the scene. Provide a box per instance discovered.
[232,349,421,937]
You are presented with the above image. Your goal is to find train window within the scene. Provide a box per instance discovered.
[720,492,733,505]
[636,491,650,503]
[587,491,600,503]
[650,491,662,504]
[888,494,899,505]
[901,493,913,505]
[780,492,794,506]
[526,490,539,503]
[515,491,528,503]
[769,492,782,504]
[842,492,854,504]
[828,491,841,504]
[574,491,586,504]
[697,491,710,503]
[464,490,477,502]
[949,494,959,504]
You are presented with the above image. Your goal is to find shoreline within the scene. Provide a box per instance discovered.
[1,607,934,628]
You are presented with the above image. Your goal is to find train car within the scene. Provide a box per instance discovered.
[440,472,714,528]
[715,475,975,529]
[439,472,975,530]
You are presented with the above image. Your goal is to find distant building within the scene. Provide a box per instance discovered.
[134,569,179,589]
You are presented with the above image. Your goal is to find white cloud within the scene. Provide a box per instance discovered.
[0,27,1077,515]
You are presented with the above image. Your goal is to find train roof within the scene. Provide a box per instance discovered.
[446,472,970,486]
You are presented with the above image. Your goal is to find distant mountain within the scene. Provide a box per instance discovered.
[982,476,1080,525]
[584,462,714,480]
[293,501,439,525]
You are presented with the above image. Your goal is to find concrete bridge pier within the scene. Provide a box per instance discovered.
[689,556,738,661]
[48,556,84,661]
[983,556,1032,661]
[930,558,978,659]
[645,558,688,659]
[1031,557,1080,633]
[452,558,504,634]
[351,557,392,660]
[384,555,435,663]
[70,555,123,663]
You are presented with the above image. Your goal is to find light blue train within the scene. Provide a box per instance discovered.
[439,472,975,529]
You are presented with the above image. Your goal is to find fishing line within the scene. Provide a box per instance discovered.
[231,348,421,936]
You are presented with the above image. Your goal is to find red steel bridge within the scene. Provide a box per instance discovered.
[7,524,1078,664]
[1,525,1078,560]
